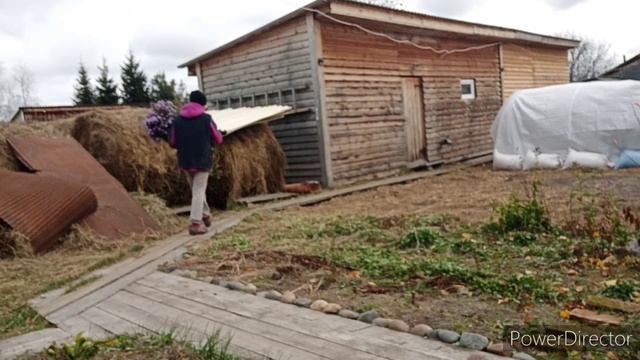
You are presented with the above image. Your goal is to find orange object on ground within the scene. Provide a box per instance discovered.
[8,135,159,240]
[0,169,97,253]
[284,181,322,194]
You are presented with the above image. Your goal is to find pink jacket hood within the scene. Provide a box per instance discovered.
[179,102,206,118]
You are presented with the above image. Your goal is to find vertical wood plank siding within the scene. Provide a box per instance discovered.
[199,17,322,183]
[502,43,570,100]
[320,21,502,184]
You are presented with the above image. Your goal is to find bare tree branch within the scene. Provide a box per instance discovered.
[558,31,617,82]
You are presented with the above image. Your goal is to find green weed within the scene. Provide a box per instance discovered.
[487,179,552,235]
[46,333,101,360]
[397,227,445,249]
[602,281,640,301]
[0,306,49,337]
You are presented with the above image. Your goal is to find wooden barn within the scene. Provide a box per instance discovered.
[180,0,579,186]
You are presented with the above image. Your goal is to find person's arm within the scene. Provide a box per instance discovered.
[209,119,224,146]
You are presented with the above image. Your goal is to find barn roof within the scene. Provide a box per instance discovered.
[179,0,579,68]
[600,53,640,80]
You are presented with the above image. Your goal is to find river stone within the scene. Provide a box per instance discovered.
[485,342,513,357]
[357,310,379,323]
[242,283,257,295]
[372,318,391,327]
[459,332,489,350]
[627,239,640,255]
[338,309,360,319]
[310,300,329,311]
[323,303,342,314]
[293,297,313,308]
[410,324,434,337]
[210,278,228,287]
[513,352,537,360]
[436,329,460,343]
[387,319,410,332]
[264,290,282,301]
[226,281,246,291]
[280,291,296,304]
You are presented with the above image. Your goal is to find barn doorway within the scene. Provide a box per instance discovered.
[402,77,426,162]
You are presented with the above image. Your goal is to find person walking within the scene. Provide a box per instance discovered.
[170,90,224,235]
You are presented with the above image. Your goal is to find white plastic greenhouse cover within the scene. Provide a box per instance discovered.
[208,105,292,135]
[491,80,640,161]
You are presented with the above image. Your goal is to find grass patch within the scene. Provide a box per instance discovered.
[397,227,445,249]
[24,330,241,360]
[601,281,640,301]
[0,306,49,339]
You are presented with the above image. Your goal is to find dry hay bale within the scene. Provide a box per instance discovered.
[70,109,190,206]
[0,118,75,170]
[70,109,286,209]
[209,123,287,209]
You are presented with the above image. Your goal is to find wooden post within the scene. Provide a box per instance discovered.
[498,43,504,104]
[306,13,333,187]
[195,63,203,91]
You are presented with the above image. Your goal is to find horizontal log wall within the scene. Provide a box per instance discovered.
[502,43,570,100]
[320,20,501,185]
[199,17,321,183]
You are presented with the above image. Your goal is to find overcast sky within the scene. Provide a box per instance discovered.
[1,0,637,106]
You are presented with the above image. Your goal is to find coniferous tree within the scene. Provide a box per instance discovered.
[150,72,177,102]
[95,58,119,105]
[72,62,95,105]
[120,50,150,104]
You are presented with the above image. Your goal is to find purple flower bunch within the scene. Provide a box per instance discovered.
[144,100,177,143]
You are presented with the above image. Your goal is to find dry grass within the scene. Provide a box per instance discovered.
[0,193,183,340]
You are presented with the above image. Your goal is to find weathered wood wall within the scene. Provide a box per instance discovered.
[502,43,570,100]
[198,17,322,184]
[320,20,502,184]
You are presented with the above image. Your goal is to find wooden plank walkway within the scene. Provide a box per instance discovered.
[3,272,506,360]
[1,157,505,360]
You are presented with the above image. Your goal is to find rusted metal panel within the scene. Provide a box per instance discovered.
[8,135,159,240]
[0,170,98,253]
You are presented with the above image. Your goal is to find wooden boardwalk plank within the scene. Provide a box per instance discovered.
[79,307,146,336]
[125,282,386,360]
[139,272,368,334]
[138,272,499,360]
[98,291,327,360]
[58,316,111,340]
[40,216,245,324]
[0,328,70,360]
[238,192,296,205]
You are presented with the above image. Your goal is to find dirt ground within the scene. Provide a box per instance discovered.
[175,165,640,358]
[292,165,640,223]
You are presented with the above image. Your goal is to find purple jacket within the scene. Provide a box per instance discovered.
[169,102,223,149]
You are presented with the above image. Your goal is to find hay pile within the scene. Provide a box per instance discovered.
[70,109,286,208]
[1,108,287,209]
[70,109,189,205]
[210,123,287,208]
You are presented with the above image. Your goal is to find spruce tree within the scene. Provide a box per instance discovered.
[120,50,150,105]
[150,72,177,102]
[72,63,95,106]
[95,58,119,105]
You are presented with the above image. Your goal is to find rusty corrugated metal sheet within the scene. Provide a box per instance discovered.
[8,135,159,240]
[0,170,98,253]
